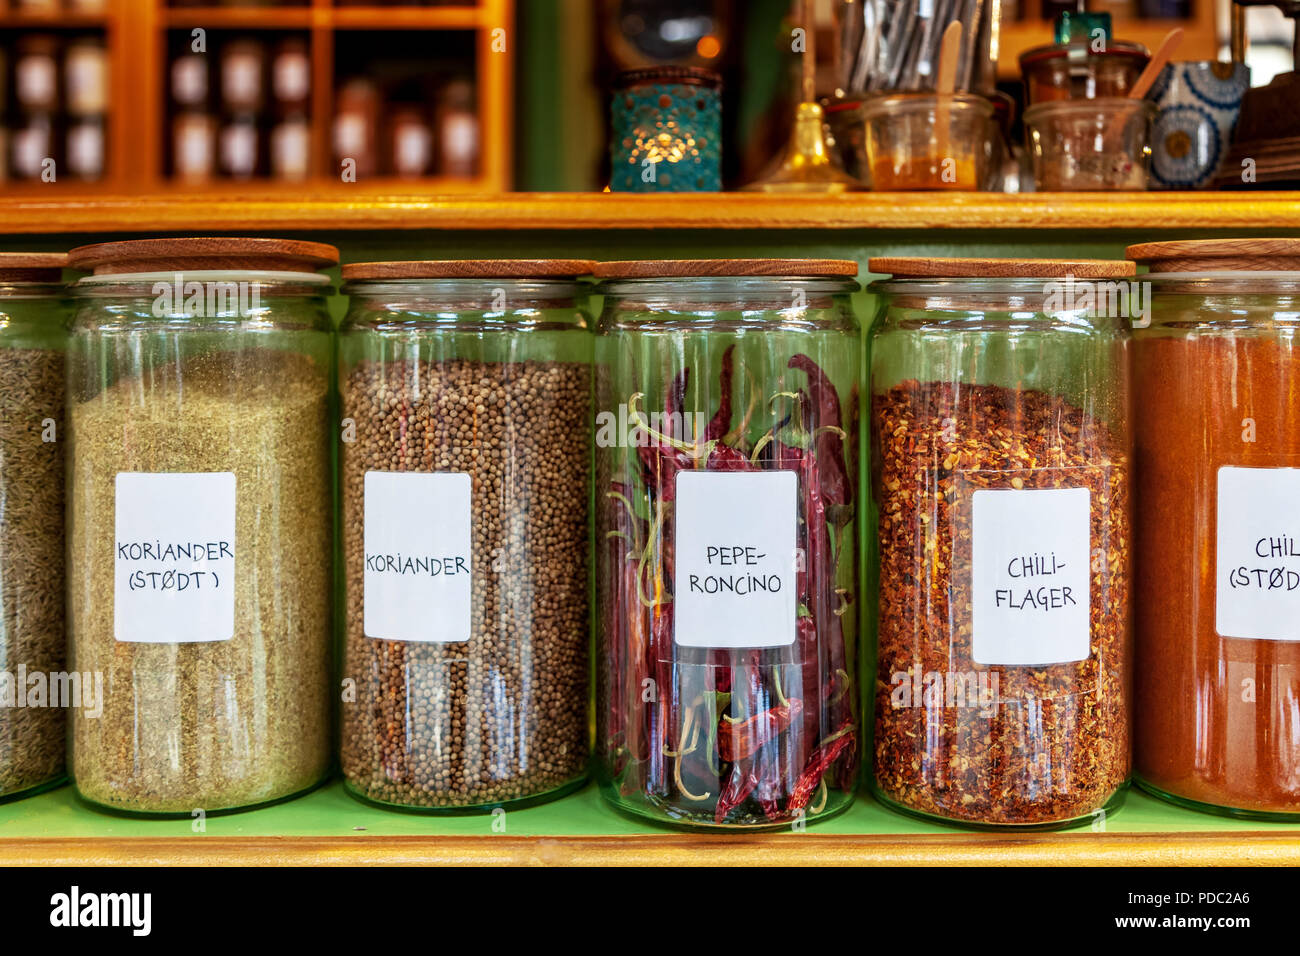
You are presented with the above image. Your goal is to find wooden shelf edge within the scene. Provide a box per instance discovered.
[159,6,482,30]
[4,831,1298,866]
[0,192,1297,233]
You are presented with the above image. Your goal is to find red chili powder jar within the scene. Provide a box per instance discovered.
[1130,238,1300,819]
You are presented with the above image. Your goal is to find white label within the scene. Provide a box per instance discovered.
[172,56,208,106]
[175,115,215,177]
[335,114,367,156]
[220,123,257,177]
[114,472,237,643]
[673,471,798,649]
[363,472,472,643]
[272,51,310,103]
[16,55,56,108]
[67,121,104,178]
[222,53,261,107]
[971,487,1091,666]
[442,114,479,163]
[271,120,310,180]
[393,125,433,176]
[1216,466,1300,642]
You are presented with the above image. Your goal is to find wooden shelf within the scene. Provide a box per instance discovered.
[0,12,109,28]
[9,832,1300,866]
[159,5,483,30]
[996,14,1221,80]
[0,192,1296,234]
[331,6,482,30]
[161,5,315,28]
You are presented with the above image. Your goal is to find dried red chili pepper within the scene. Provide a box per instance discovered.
[717,698,803,763]
[787,724,855,813]
[705,443,754,471]
[704,344,736,441]
[637,443,696,502]
[667,367,690,437]
[789,354,850,508]
[714,762,759,824]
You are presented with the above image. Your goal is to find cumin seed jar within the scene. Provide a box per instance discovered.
[1130,239,1300,818]
[592,259,861,830]
[867,257,1134,828]
[0,253,68,802]
[338,260,594,811]
[66,238,336,815]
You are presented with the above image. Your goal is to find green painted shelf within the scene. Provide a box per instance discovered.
[3,780,1299,865]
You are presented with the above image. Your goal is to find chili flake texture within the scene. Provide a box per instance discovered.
[871,381,1131,825]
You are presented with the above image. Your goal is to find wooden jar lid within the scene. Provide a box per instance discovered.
[593,259,858,279]
[68,238,339,275]
[1126,238,1300,273]
[342,259,596,280]
[0,252,68,283]
[869,257,1136,279]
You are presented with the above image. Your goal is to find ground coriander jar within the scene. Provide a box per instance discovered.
[1130,238,1300,819]
[593,259,861,830]
[868,257,1134,828]
[338,260,594,811]
[0,253,68,802]
[66,238,336,815]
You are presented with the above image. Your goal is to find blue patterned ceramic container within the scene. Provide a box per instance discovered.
[610,67,722,192]
[1149,61,1250,190]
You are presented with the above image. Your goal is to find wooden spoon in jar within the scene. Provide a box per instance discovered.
[1103,27,1183,150]
[934,19,963,185]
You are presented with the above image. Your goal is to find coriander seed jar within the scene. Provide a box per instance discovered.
[338,260,594,811]
[1130,239,1300,818]
[66,238,336,815]
[867,257,1134,828]
[592,259,861,830]
[0,254,68,802]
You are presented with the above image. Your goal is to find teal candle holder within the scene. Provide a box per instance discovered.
[610,67,722,192]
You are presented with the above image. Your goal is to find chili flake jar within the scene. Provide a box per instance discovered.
[0,253,68,802]
[66,238,336,815]
[1130,238,1300,818]
[338,260,594,811]
[593,259,861,830]
[868,257,1134,828]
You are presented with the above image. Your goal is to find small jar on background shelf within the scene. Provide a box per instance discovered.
[218,39,266,181]
[389,107,435,179]
[436,77,479,178]
[270,36,311,182]
[171,51,216,183]
[334,78,380,181]
[10,35,60,182]
[64,35,108,183]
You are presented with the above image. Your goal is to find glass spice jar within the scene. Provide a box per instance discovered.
[0,253,68,803]
[338,260,595,811]
[867,257,1135,828]
[593,259,861,830]
[66,237,337,816]
[1130,238,1300,819]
